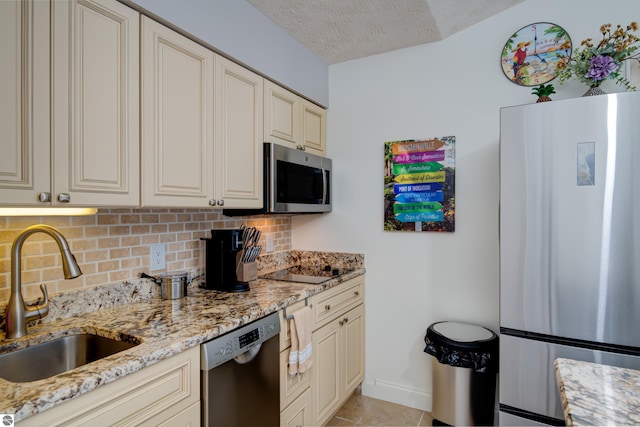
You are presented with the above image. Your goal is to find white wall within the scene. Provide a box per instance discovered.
[128,0,329,106]
[292,0,640,410]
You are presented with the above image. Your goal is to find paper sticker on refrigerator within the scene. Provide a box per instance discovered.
[577,142,595,186]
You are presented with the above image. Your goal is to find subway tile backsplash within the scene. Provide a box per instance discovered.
[0,208,291,302]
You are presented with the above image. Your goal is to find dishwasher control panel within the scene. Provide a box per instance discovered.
[201,312,280,370]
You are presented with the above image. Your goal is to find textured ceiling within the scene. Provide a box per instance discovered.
[247,0,524,64]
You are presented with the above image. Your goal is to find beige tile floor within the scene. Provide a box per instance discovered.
[327,388,433,426]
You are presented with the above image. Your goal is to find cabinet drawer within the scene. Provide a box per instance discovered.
[279,299,308,351]
[311,276,364,330]
[280,349,311,409]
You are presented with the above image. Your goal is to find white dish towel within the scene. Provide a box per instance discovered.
[288,305,313,377]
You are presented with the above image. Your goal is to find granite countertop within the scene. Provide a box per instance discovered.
[555,358,640,426]
[0,252,364,422]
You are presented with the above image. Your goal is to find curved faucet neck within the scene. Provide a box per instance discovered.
[6,224,81,340]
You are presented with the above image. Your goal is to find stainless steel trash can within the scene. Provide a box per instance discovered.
[424,321,498,426]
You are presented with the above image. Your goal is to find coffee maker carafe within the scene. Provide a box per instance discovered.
[201,229,249,292]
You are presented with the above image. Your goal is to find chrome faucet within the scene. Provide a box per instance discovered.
[5,224,82,339]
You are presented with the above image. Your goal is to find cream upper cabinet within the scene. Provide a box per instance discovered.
[214,56,263,209]
[301,99,326,155]
[51,0,140,206]
[264,81,326,156]
[141,16,215,208]
[0,0,50,206]
[264,80,300,149]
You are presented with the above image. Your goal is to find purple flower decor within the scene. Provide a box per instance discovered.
[558,22,640,91]
[585,55,619,81]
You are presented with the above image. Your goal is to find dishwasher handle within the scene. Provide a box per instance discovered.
[234,343,262,364]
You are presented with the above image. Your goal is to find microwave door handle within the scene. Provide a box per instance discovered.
[322,169,329,203]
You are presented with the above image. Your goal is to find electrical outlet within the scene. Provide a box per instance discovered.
[150,243,165,271]
[266,234,274,253]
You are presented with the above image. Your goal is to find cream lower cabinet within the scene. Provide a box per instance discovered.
[1,0,139,207]
[19,347,200,427]
[310,276,365,426]
[280,276,365,426]
[311,304,365,426]
[264,81,326,156]
[279,299,313,426]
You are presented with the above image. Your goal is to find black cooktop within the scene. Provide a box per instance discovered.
[259,265,354,284]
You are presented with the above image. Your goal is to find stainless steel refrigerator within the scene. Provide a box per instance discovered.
[499,92,640,426]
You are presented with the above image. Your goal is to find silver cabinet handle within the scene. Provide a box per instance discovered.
[296,145,306,151]
[209,199,217,206]
[217,200,224,206]
[57,193,71,203]
[38,192,51,202]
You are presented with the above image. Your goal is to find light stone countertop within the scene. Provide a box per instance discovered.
[0,251,364,422]
[555,357,640,426]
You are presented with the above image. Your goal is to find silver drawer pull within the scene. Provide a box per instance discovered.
[57,193,70,203]
[38,192,51,202]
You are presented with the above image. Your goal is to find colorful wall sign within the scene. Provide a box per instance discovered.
[384,137,455,232]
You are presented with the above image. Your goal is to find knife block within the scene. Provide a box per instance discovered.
[237,262,257,283]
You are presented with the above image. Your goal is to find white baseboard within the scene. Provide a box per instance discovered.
[361,378,431,412]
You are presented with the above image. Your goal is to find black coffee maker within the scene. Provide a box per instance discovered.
[201,229,249,292]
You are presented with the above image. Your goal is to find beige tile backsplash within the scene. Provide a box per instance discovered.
[0,209,291,302]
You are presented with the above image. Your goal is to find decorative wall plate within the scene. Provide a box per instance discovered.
[501,22,572,86]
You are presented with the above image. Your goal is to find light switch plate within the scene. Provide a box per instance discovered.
[266,234,274,253]
[150,243,165,271]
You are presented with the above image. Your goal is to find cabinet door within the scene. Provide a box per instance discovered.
[280,349,311,409]
[214,56,263,208]
[51,0,139,206]
[301,99,326,155]
[311,318,341,426]
[19,347,200,427]
[141,17,214,207]
[264,80,300,148]
[342,304,365,395]
[0,0,50,206]
[281,388,312,427]
[153,402,200,427]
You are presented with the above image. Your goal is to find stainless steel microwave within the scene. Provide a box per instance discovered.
[224,143,331,216]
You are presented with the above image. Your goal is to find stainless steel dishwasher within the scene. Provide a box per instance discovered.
[200,312,281,426]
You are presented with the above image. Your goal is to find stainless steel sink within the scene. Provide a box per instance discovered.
[0,334,139,383]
